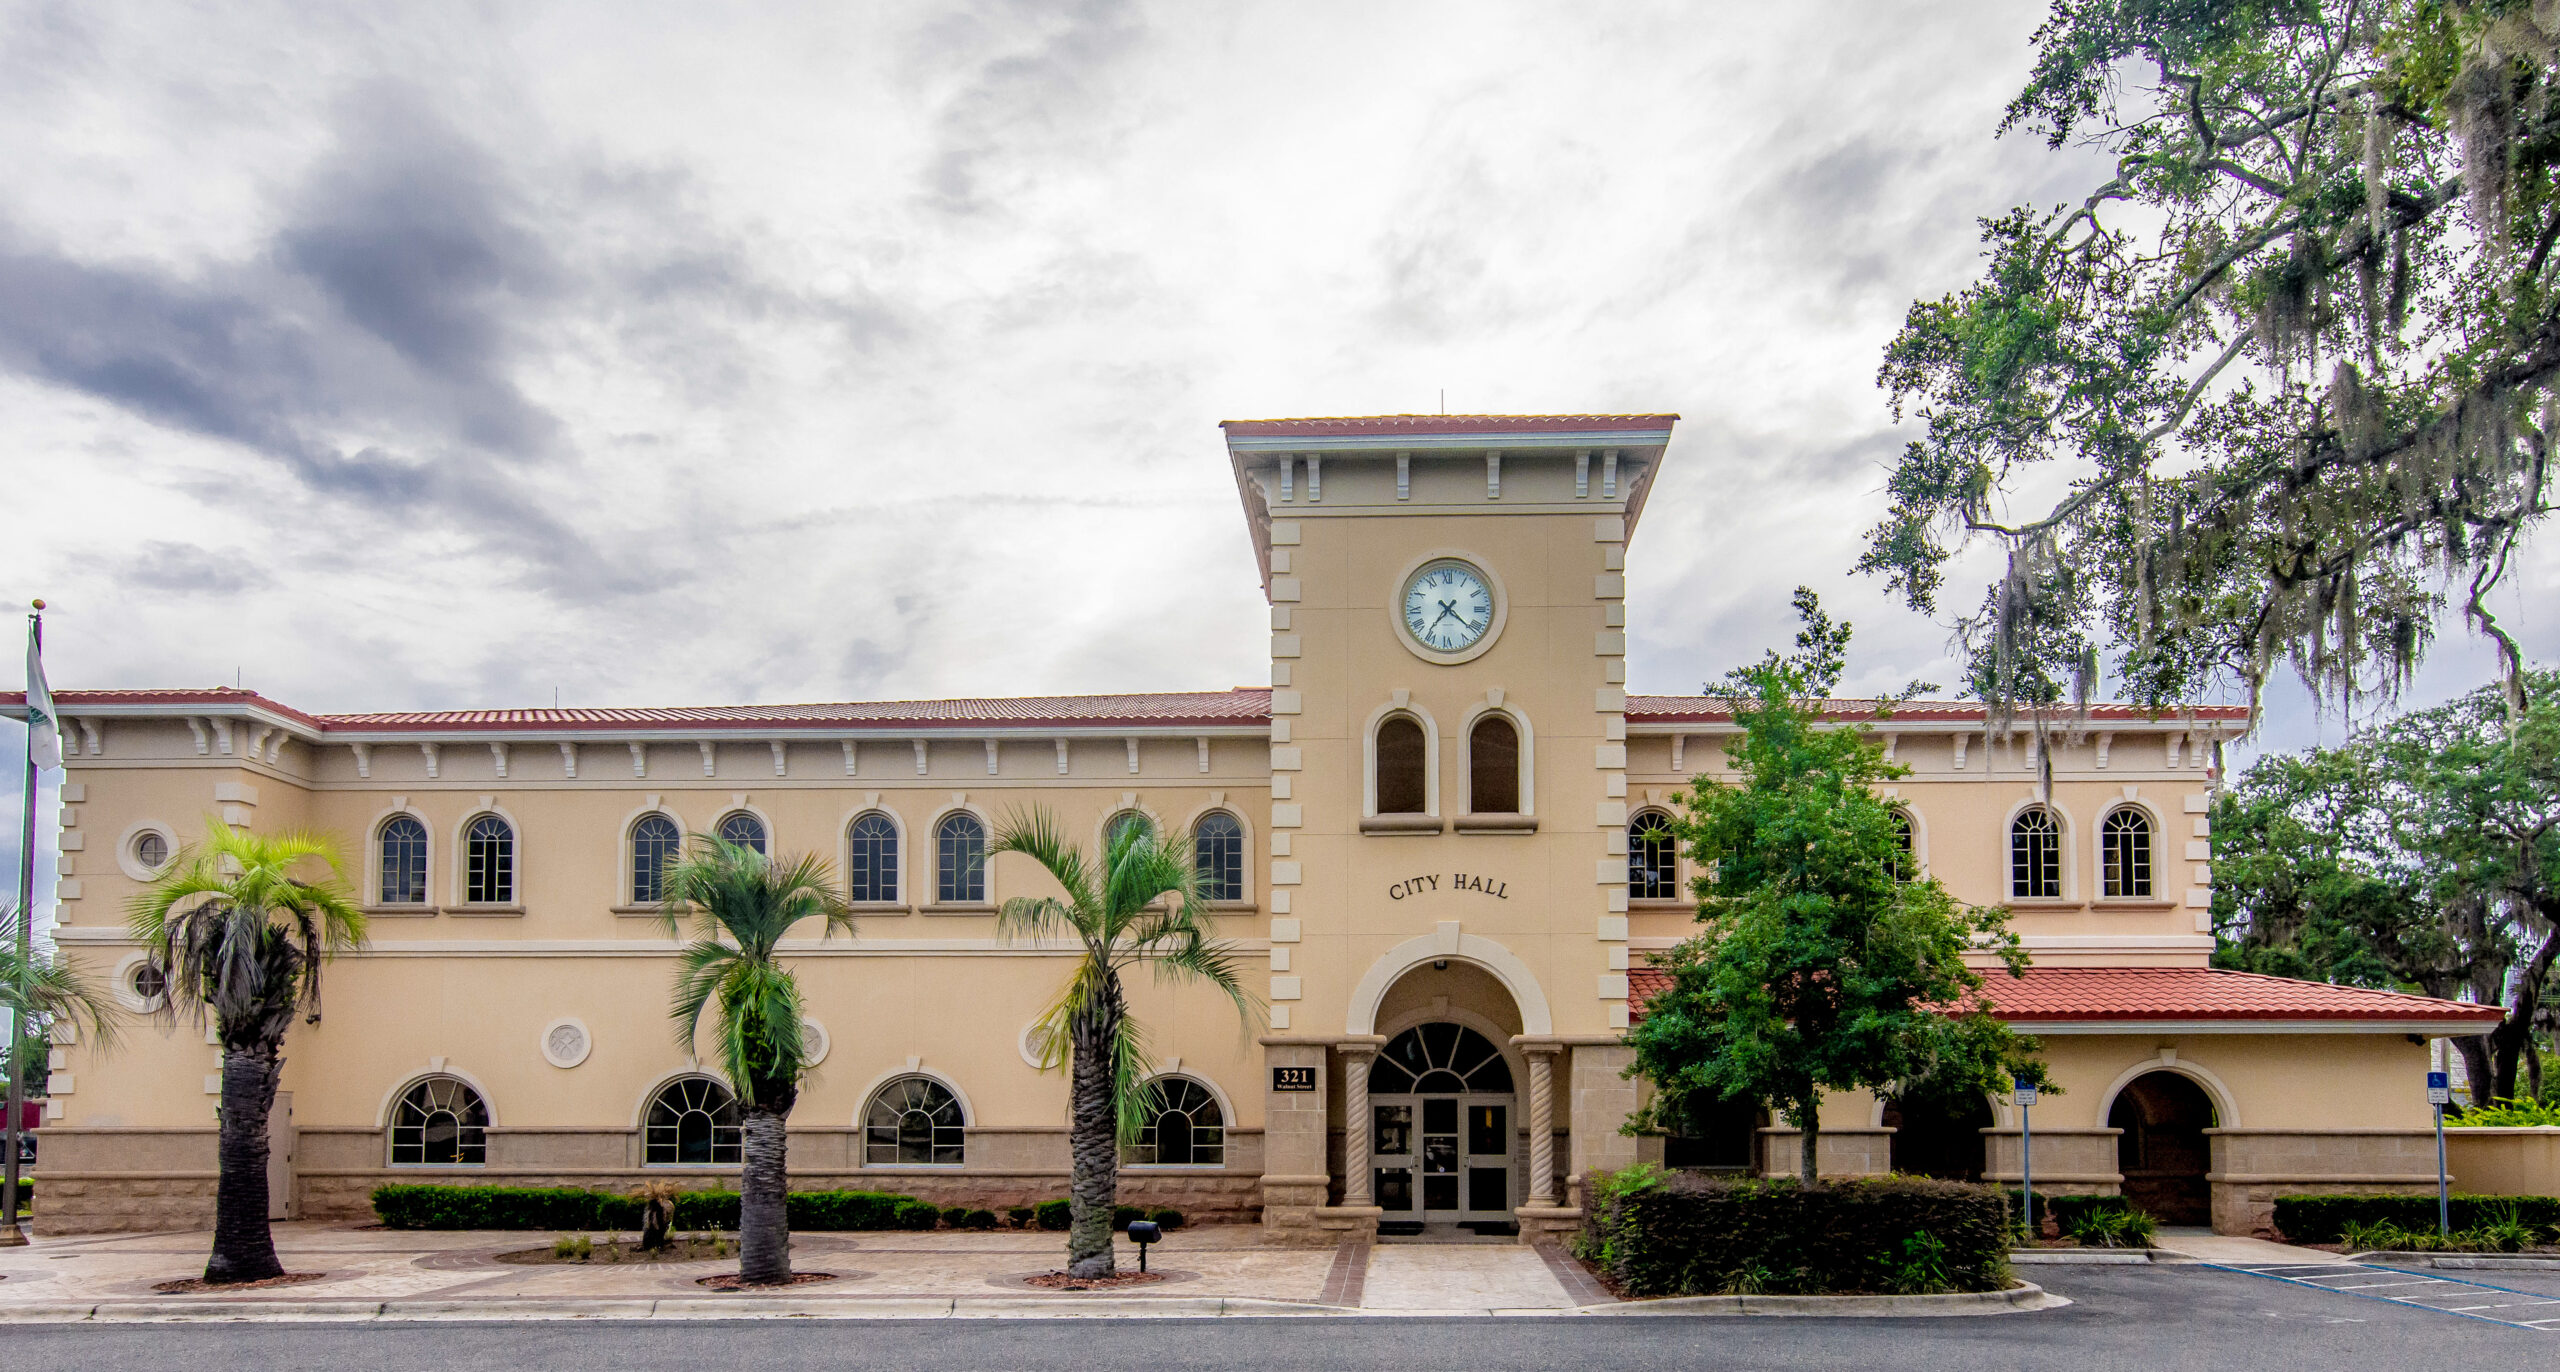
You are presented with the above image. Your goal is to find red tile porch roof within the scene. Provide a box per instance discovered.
[1626,964,2504,1029]
[5,687,1274,733]
[1624,697,2253,725]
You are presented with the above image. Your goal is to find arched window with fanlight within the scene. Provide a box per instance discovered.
[2011,807,2062,899]
[644,1076,741,1165]
[378,815,429,904]
[847,812,899,903]
[1105,810,1154,850]
[1374,715,1427,814]
[1128,1077,1226,1166]
[1889,808,1918,882]
[1468,714,1520,814]
[1628,810,1679,900]
[2101,807,2153,898]
[1194,811,1245,902]
[864,1075,966,1165]
[464,814,515,905]
[936,812,986,903]
[630,813,681,904]
[390,1075,489,1166]
[717,811,767,854]
[1371,1023,1515,1095]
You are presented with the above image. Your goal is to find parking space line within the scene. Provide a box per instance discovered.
[2207,1262,2560,1332]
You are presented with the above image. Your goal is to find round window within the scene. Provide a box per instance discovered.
[132,831,169,870]
[129,962,168,1005]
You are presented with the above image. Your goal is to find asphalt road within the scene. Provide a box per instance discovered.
[10,1265,2556,1370]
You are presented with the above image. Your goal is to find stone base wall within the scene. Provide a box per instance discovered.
[2444,1127,2560,1196]
[39,1174,219,1235]
[1984,1128,2122,1195]
[2208,1130,2441,1238]
[1757,1127,1891,1179]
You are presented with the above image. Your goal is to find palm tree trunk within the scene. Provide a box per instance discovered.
[1066,996,1120,1278]
[737,1103,792,1285]
[205,1043,285,1285]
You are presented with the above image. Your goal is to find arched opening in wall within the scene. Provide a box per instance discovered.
[1663,1093,1762,1174]
[1368,960,1526,1234]
[1375,715,1427,814]
[2109,1071,2217,1225]
[1468,714,1519,814]
[1882,1088,1992,1181]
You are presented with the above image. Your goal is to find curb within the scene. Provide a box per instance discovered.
[2010,1249,2154,1265]
[2348,1251,2560,1272]
[0,1294,1354,1323]
[1576,1282,2069,1317]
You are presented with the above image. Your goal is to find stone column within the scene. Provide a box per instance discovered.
[1524,1045,1561,1207]
[1259,1038,1330,1239]
[1339,1041,1379,1207]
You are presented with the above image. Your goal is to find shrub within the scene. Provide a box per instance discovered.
[940,1205,972,1228]
[2274,1194,2560,1244]
[372,1185,929,1232]
[890,1198,943,1231]
[1579,1170,2010,1296]
[2063,1207,2158,1249]
[1148,1208,1185,1230]
[1112,1204,1145,1230]
[1006,1206,1036,1228]
[1035,1199,1072,1231]
[959,1208,999,1230]
[2448,1098,2560,1127]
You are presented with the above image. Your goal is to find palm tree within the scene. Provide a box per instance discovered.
[0,909,122,1229]
[990,809,1252,1278]
[659,835,853,1287]
[128,820,364,1285]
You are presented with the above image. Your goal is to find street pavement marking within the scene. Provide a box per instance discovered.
[2210,1262,2560,1332]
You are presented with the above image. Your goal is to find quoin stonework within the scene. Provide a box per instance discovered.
[13,415,2508,1240]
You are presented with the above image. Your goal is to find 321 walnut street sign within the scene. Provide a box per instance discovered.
[1385,872,1509,901]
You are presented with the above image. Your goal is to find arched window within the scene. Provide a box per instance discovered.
[464,815,515,904]
[378,815,429,904]
[847,813,899,903]
[1468,714,1520,814]
[1105,811,1154,850]
[936,813,986,903]
[717,811,767,854]
[1194,811,1245,902]
[630,814,681,904]
[2010,808,2061,899]
[390,1076,489,1166]
[2101,808,2153,898]
[1371,1023,1514,1094]
[1628,810,1678,901]
[645,1077,741,1165]
[1889,808,1917,882]
[1129,1077,1226,1166]
[864,1076,965,1165]
[1375,715,1427,814]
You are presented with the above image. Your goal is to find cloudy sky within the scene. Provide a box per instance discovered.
[2,0,2555,908]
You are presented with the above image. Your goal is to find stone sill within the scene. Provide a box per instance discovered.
[2088,899,2177,911]
[1454,814,1538,834]
[362,905,437,918]
[1359,815,1445,835]
[442,904,525,918]
[921,904,996,915]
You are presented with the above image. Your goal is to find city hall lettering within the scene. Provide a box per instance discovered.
[1385,873,1509,901]
[25,413,2495,1242]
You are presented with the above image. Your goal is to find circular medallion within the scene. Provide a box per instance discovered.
[540,1018,592,1069]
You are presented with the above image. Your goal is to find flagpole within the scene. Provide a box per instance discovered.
[3,600,39,1245]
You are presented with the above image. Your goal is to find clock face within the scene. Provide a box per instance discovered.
[1402,560,1495,654]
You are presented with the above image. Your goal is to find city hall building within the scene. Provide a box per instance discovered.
[26,415,2507,1239]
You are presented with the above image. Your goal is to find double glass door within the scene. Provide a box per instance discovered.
[1372,1094,1512,1223]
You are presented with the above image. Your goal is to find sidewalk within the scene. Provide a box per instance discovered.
[0,1221,1600,1320]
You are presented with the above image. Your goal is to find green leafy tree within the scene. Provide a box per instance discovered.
[1627,591,2049,1184]
[128,820,364,1285]
[659,835,854,1287]
[2216,670,2560,1100]
[1870,0,2560,722]
[989,810,1251,1277]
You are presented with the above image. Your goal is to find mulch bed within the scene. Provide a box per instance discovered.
[1022,1269,1169,1292]
[495,1237,732,1265]
[696,1271,843,1290]
[150,1271,331,1295]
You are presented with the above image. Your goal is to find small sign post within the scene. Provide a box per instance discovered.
[2015,1077,2039,1241]
[2427,1069,2451,1238]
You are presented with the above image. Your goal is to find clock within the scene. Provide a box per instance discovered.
[1401,559,1496,654]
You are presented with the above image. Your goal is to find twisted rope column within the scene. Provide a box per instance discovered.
[1340,1045,1378,1206]
[1524,1045,1561,1208]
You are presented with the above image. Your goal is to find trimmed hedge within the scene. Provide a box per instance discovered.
[371,1185,931,1231]
[2274,1194,2560,1244]
[1580,1169,2011,1296]
[1035,1199,1071,1231]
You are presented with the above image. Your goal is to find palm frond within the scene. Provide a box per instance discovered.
[123,817,365,1039]
[0,915,121,1055]
[654,836,845,1105]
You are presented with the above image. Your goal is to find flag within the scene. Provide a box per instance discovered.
[22,624,57,771]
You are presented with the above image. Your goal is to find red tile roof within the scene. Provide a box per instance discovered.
[1627,964,2503,1028]
[1220,414,1679,438]
[8,688,1273,734]
[1626,697,2253,725]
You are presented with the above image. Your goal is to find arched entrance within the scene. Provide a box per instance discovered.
[1883,1090,1993,1181]
[1369,1022,1516,1230]
[2110,1071,2216,1224]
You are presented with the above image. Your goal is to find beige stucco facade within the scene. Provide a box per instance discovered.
[23,414,2512,1240]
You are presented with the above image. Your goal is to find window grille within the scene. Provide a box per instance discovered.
[378,816,428,904]
[847,813,899,903]
[465,814,514,904]
[1194,811,1244,902]
[936,813,986,903]
[630,814,681,903]
[2010,808,2061,899]
[2102,809,2153,898]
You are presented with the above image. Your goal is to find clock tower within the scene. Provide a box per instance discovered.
[1221,413,1679,1239]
